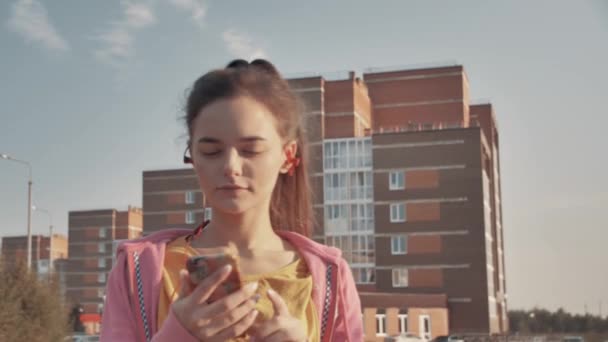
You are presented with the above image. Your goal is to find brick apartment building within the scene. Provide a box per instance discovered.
[1,233,68,279]
[141,64,507,340]
[65,206,143,315]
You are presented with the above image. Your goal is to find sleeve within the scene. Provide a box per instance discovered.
[100,251,139,341]
[99,250,199,342]
[333,257,364,342]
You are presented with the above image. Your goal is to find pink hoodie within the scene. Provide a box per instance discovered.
[100,228,363,341]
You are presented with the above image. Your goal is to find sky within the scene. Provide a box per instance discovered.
[1,0,607,316]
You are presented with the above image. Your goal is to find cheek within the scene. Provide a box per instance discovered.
[248,155,284,186]
[193,163,215,190]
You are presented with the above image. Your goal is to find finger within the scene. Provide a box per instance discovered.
[267,288,289,316]
[250,319,280,340]
[206,282,259,316]
[177,269,195,299]
[213,308,259,341]
[264,330,291,342]
[190,264,233,304]
[198,295,259,336]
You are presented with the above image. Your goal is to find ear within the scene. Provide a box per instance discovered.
[183,141,193,164]
[279,141,298,174]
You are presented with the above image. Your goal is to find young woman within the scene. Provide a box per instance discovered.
[100,59,363,342]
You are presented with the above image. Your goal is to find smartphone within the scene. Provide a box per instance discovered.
[185,247,242,302]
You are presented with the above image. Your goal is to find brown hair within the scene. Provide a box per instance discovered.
[184,59,312,237]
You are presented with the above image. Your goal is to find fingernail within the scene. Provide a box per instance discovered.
[222,264,233,273]
[245,282,259,292]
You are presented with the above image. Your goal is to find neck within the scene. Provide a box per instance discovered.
[201,204,281,252]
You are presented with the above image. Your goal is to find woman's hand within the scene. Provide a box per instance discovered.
[249,288,308,342]
[172,265,260,341]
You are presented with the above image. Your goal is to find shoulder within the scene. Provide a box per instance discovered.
[276,230,342,261]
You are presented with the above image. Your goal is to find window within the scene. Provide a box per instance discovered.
[185,211,196,224]
[419,315,432,340]
[99,228,106,239]
[389,171,405,190]
[204,208,212,220]
[392,268,409,287]
[375,314,387,336]
[98,258,106,268]
[391,235,407,255]
[398,314,408,333]
[98,243,106,253]
[352,266,375,284]
[390,203,406,222]
[185,191,196,204]
[98,288,105,299]
[98,273,106,283]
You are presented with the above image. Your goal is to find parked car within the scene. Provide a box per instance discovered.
[385,333,424,342]
[433,335,465,342]
[563,337,584,342]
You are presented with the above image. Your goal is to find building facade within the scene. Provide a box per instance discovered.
[1,233,68,279]
[65,207,142,315]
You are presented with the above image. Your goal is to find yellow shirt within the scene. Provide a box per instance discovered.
[157,237,319,342]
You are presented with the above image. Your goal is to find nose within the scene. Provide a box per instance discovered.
[223,148,242,177]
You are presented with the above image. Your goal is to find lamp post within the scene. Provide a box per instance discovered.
[33,205,53,279]
[1,153,33,270]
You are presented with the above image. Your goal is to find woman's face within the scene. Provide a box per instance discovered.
[190,96,292,215]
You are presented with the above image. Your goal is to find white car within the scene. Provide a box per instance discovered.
[385,333,424,342]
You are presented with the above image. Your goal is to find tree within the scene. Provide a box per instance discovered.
[509,308,608,335]
[0,259,69,342]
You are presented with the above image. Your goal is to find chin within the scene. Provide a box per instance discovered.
[211,198,253,215]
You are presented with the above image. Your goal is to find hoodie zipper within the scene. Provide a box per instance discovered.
[134,251,152,342]
[320,263,338,342]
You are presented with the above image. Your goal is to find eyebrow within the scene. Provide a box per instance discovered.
[197,136,267,143]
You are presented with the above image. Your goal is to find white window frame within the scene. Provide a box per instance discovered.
[391,235,407,255]
[419,315,432,340]
[98,288,105,299]
[389,171,405,190]
[398,313,408,334]
[185,191,195,204]
[185,211,196,224]
[375,313,387,336]
[98,243,106,253]
[98,273,106,283]
[98,258,106,269]
[99,227,106,239]
[392,268,409,287]
[390,203,406,222]
[204,208,213,221]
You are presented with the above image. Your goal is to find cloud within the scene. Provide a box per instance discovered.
[222,29,267,60]
[93,1,156,67]
[167,0,206,27]
[6,0,69,52]
[124,2,156,28]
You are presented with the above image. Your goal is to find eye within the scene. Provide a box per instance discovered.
[241,149,262,156]
[199,149,222,157]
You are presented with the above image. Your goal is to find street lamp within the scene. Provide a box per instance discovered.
[33,205,53,279]
[1,153,33,271]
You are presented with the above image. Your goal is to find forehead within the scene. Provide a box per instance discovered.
[192,96,280,141]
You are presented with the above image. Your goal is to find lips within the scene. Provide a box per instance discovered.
[218,185,248,190]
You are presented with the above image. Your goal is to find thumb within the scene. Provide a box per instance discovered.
[177,269,194,299]
[267,288,289,317]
